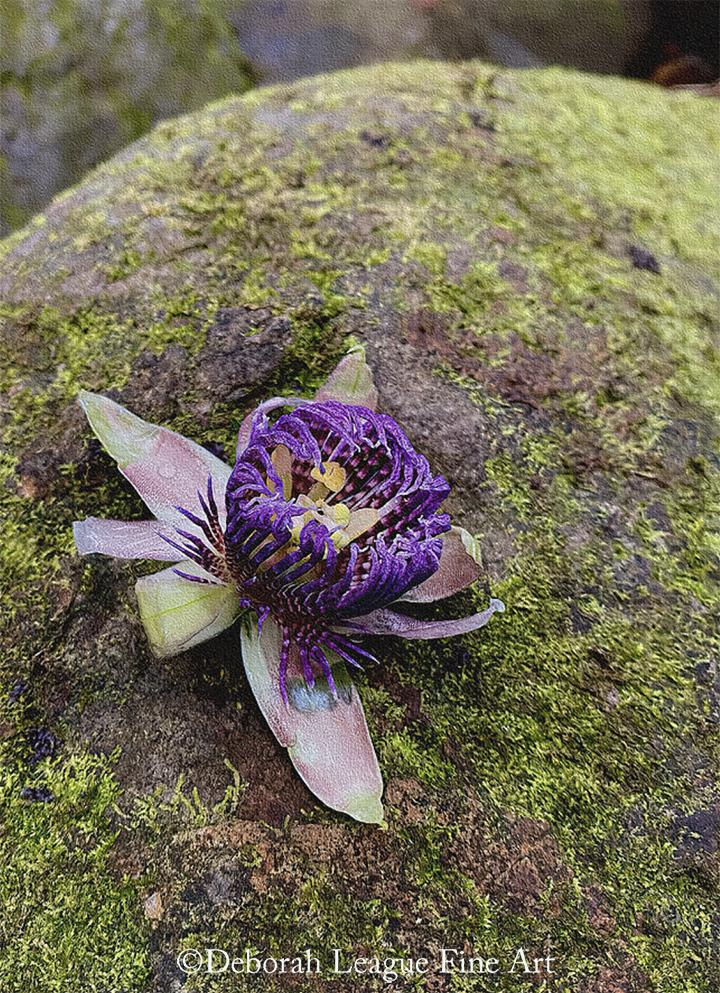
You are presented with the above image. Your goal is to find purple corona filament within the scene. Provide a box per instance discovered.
[170,400,451,702]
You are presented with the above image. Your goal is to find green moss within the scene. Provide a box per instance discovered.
[236,268,281,310]
[0,701,149,992]
[386,404,717,988]
[501,71,720,277]
[122,761,247,843]
[105,248,144,282]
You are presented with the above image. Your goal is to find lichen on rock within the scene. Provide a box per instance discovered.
[0,61,718,993]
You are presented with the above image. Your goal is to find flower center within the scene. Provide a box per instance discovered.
[224,399,450,613]
[255,449,380,578]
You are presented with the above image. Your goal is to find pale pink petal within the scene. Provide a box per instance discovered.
[241,618,384,823]
[349,598,505,639]
[315,345,378,410]
[79,391,230,526]
[401,527,482,603]
[73,517,183,561]
[135,562,239,658]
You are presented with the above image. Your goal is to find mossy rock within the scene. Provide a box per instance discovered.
[0,0,255,235]
[1,61,719,993]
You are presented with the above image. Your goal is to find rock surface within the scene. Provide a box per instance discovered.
[2,0,667,236]
[0,0,255,234]
[0,61,718,993]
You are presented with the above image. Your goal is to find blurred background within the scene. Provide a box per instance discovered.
[1,0,718,235]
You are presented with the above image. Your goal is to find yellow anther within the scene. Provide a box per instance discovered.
[320,503,350,528]
[331,507,379,550]
[290,509,314,544]
[310,460,346,493]
[330,502,351,527]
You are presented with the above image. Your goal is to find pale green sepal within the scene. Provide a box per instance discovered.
[454,525,483,566]
[79,389,155,468]
[135,562,240,658]
[315,345,379,410]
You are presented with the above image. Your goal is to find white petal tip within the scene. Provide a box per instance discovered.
[345,794,384,824]
[78,388,100,410]
[72,520,87,554]
[146,639,173,660]
[490,598,505,614]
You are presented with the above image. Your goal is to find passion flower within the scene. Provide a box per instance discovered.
[74,347,504,823]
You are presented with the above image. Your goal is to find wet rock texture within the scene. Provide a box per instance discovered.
[0,62,718,992]
[1,0,666,235]
[0,0,255,234]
